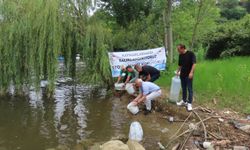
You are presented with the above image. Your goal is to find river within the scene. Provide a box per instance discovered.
[0,62,180,150]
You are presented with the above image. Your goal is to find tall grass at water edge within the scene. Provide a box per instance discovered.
[157,57,250,113]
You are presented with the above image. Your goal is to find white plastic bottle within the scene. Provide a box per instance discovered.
[169,75,181,103]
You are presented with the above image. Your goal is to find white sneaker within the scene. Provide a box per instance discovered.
[176,100,187,106]
[187,103,193,111]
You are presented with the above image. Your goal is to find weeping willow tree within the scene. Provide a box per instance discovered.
[0,0,113,96]
[0,0,62,96]
[60,0,90,79]
[58,0,113,86]
[82,17,113,86]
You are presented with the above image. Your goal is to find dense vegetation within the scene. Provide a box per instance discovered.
[0,0,111,96]
[206,15,250,59]
[0,0,249,97]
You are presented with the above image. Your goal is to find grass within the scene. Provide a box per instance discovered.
[156,57,250,113]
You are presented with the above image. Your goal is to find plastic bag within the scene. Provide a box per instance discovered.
[129,121,143,142]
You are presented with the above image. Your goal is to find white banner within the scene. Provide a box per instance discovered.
[108,47,167,77]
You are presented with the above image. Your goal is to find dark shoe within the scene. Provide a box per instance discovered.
[151,101,156,110]
[143,109,151,115]
[142,106,147,111]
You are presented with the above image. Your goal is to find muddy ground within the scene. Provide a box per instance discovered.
[116,88,250,150]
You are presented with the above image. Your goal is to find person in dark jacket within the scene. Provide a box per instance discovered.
[134,64,160,82]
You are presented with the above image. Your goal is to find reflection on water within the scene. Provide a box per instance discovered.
[0,63,181,150]
[0,84,181,150]
[0,81,112,150]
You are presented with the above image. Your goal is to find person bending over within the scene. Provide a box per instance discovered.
[134,64,160,82]
[132,79,161,115]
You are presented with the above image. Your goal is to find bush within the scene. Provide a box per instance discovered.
[206,15,250,59]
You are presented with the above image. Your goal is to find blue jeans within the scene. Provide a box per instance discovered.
[180,76,193,104]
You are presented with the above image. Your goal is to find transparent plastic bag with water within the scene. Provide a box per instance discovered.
[128,121,143,142]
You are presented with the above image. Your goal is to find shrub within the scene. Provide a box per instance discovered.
[206,15,250,59]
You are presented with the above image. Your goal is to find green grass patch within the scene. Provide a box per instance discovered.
[157,57,250,113]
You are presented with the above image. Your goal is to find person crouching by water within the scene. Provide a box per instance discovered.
[116,65,127,84]
[116,65,137,84]
[134,64,160,82]
[125,65,138,84]
[132,79,161,115]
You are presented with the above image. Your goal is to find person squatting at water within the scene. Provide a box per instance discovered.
[134,64,160,82]
[116,65,138,85]
[132,79,162,115]
[176,44,196,111]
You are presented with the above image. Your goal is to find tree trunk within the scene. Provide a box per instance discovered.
[190,0,204,51]
[164,0,173,64]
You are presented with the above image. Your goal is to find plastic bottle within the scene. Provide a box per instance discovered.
[169,75,181,103]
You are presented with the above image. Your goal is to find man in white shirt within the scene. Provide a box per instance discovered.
[132,79,162,115]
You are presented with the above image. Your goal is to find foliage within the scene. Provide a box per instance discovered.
[100,0,153,27]
[218,0,247,20]
[0,0,249,97]
[206,15,250,59]
[0,0,62,95]
[240,0,250,13]
[0,0,120,96]
[172,0,219,51]
[112,14,164,51]
[81,17,113,85]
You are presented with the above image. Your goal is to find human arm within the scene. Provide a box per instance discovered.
[133,94,146,105]
[177,54,182,76]
[176,66,181,76]
[189,64,196,79]
[142,69,150,81]
[116,76,121,83]
[145,74,151,81]
[129,71,139,83]
[133,85,148,105]
[124,72,132,84]
[132,93,143,103]
[189,52,196,79]
[116,70,124,83]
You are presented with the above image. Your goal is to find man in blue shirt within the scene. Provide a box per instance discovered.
[132,79,162,115]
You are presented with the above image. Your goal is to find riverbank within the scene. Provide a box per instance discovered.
[105,90,250,149]
[156,56,250,114]
[154,88,250,149]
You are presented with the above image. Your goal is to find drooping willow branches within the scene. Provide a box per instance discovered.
[0,0,112,96]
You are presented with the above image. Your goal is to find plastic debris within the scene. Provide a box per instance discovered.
[129,121,143,142]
